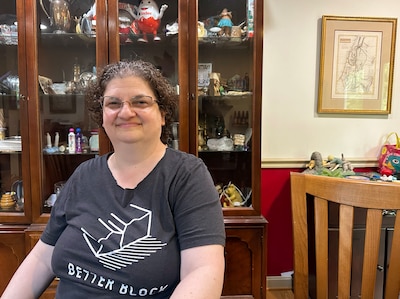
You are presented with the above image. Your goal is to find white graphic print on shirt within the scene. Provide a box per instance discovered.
[81,204,167,271]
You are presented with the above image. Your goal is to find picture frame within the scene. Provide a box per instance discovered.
[198,63,212,87]
[49,96,77,114]
[318,16,397,114]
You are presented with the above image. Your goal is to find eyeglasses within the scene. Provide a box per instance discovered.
[99,95,157,112]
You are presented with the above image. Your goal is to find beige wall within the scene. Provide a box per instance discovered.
[262,0,400,166]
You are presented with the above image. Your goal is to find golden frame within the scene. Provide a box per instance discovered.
[318,16,397,114]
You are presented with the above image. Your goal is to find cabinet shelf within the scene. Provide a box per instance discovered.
[40,33,96,47]
[43,152,96,156]
[0,150,21,154]
[41,93,85,97]
[199,149,251,153]
[199,93,252,100]
[199,36,251,49]
[0,35,17,46]
[38,32,181,49]
[0,205,24,213]
[120,33,178,46]
[0,93,20,105]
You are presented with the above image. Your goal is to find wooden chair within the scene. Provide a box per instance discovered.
[290,172,400,299]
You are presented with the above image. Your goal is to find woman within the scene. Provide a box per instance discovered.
[2,60,225,298]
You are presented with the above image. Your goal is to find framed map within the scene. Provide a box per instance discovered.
[318,16,397,114]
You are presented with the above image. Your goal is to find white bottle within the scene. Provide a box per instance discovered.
[68,128,76,154]
[54,132,59,148]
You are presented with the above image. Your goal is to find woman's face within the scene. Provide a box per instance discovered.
[101,76,165,146]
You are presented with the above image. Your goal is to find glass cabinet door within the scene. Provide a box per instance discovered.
[196,0,257,212]
[0,1,30,223]
[110,0,181,149]
[34,0,99,220]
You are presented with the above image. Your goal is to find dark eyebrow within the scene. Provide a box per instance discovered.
[131,94,150,98]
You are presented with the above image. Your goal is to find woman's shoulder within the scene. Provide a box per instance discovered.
[165,148,201,163]
[162,148,206,172]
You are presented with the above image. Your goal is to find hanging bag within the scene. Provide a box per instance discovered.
[378,132,400,176]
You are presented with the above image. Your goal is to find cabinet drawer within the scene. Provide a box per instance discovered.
[223,221,266,299]
[0,226,27,294]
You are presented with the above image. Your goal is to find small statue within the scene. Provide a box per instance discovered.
[224,183,243,207]
[325,154,354,172]
[197,21,207,37]
[303,151,324,174]
[198,127,206,150]
[218,183,243,207]
[217,8,233,36]
[130,0,168,42]
[304,152,355,177]
[208,72,221,96]
[166,21,179,36]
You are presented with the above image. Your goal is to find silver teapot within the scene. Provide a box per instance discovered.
[40,0,71,33]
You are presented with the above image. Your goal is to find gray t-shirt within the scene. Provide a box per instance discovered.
[41,148,225,298]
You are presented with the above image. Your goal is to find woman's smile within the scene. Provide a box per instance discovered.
[115,121,142,128]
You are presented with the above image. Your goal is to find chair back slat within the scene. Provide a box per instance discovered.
[338,205,354,298]
[291,173,400,299]
[291,173,309,298]
[384,213,400,298]
[361,209,382,298]
[314,197,328,298]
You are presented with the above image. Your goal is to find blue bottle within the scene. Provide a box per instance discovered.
[75,127,82,153]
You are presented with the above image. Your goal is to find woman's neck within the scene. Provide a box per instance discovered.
[108,142,167,188]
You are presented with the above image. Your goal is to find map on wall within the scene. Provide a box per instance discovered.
[331,30,382,100]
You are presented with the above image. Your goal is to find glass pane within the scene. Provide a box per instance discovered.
[38,0,98,213]
[118,0,179,148]
[198,0,253,208]
[0,1,23,213]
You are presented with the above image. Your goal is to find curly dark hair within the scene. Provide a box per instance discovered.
[85,60,178,144]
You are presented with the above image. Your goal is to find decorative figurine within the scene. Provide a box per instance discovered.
[222,183,243,207]
[130,0,168,42]
[217,8,233,37]
[217,182,244,208]
[166,20,179,36]
[198,126,206,150]
[197,21,207,38]
[208,72,221,96]
[303,152,355,177]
